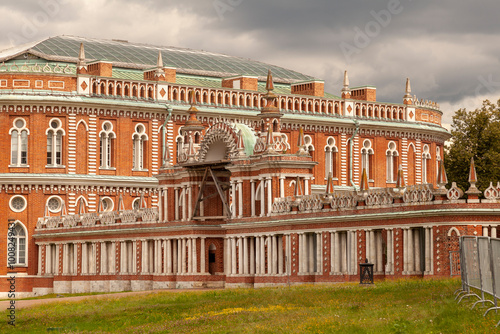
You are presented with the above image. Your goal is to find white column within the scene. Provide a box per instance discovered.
[187,238,192,274]
[238,237,243,275]
[267,178,273,216]
[483,226,489,237]
[335,232,341,273]
[408,228,414,273]
[174,187,179,221]
[250,237,255,275]
[376,231,383,273]
[255,237,260,275]
[424,227,431,274]
[38,244,43,275]
[200,238,205,274]
[192,237,197,274]
[166,239,171,274]
[272,235,278,274]
[188,186,193,220]
[386,229,393,274]
[260,236,265,274]
[304,177,309,195]
[224,238,230,275]
[414,229,421,273]
[158,190,162,222]
[403,228,408,274]
[182,187,187,221]
[260,178,265,217]
[238,181,243,218]
[316,232,322,274]
[174,239,179,274]
[285,234,291,274]
[231,181,236,219]
[278,236,283,274]
[100,242,107,274]
[266,235,272,274]
[308,234,314,273]
[181,238,186,274]
[250,180,256,217]
[492,225,497,238]
[81,243,87,274]
[243,237,249,274]
[164,188,168,222]
[231,237,237,274]
[279,176,285,198]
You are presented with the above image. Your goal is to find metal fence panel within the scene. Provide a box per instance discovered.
[491,239,500,301]
[463,236,481,290]
[478,237,494,295]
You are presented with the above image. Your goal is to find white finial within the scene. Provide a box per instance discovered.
[157,50,163,68]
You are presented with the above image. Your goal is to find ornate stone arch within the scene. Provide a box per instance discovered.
[198,122,255,162]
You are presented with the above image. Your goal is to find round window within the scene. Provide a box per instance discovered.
[10,196,27,212]
[50,120,59,129]
[47,197,62,213]
[101,198,114,212]
[15,119,24,128]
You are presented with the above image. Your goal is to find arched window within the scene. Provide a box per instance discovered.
[132,124,148,170]
[8,222,27,266]
[386,141,399,182]
[304,135,315,153]
[422,144,431,183]
[361,139,374,180]
[99,122,115,169]
[436,146,441,178]
[10,118,29,166]
[46,118,65,166]
[325,137,338,179]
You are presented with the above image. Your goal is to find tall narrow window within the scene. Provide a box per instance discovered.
[436,146,441,179]
[99,122,115,169]
[132,124,148,170]
[10,119,29,166]
[386,141,399,182]
[422,144,431,184]
[8,222,27,266]
[324,137,338,179]
[361,139,374,180]
[46,119,65,166]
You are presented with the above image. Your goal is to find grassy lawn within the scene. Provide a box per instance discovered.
[1,278,497,333]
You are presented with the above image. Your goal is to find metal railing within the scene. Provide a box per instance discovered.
[455,236,500,327]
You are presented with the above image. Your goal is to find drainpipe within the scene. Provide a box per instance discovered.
[161,105,173,167]
[349,120,360,189]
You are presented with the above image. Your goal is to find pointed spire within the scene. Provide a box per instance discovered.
[468,157,477,183]
[77,197,86,215]
[294,176,303,198]
[395,164,406,188]
[403,77,412,104]
[118,194,125,212]
[237,129,246,157]
[79,43,85,62]
[296,126,308,155]
[343,70,349,88]
[325,172,334,194]
[266,69,274,92]
[265,124,276,154]
[466,157,481,199]
[436,159,448,187]
[359,168,369,191]
[341,70,351,98]
[157,50,163,68]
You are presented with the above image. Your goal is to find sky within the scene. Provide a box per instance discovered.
[1,0,500,128]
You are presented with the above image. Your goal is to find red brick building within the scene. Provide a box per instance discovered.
[0,36,497,297]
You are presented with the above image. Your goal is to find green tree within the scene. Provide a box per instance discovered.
[445,99,500,193]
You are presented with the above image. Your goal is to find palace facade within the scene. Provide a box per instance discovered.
[0,35,498,297]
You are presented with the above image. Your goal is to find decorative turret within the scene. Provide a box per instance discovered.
[178,91,205,163]
[341,70,351,99]
[296,126,309,156]
[154,50,166,80]
[403,78,412,105]
[466,157,481,202]
[254,69,286,155]
[77,43,87,74]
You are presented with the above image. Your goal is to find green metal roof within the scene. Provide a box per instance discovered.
[0,35,317,84]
